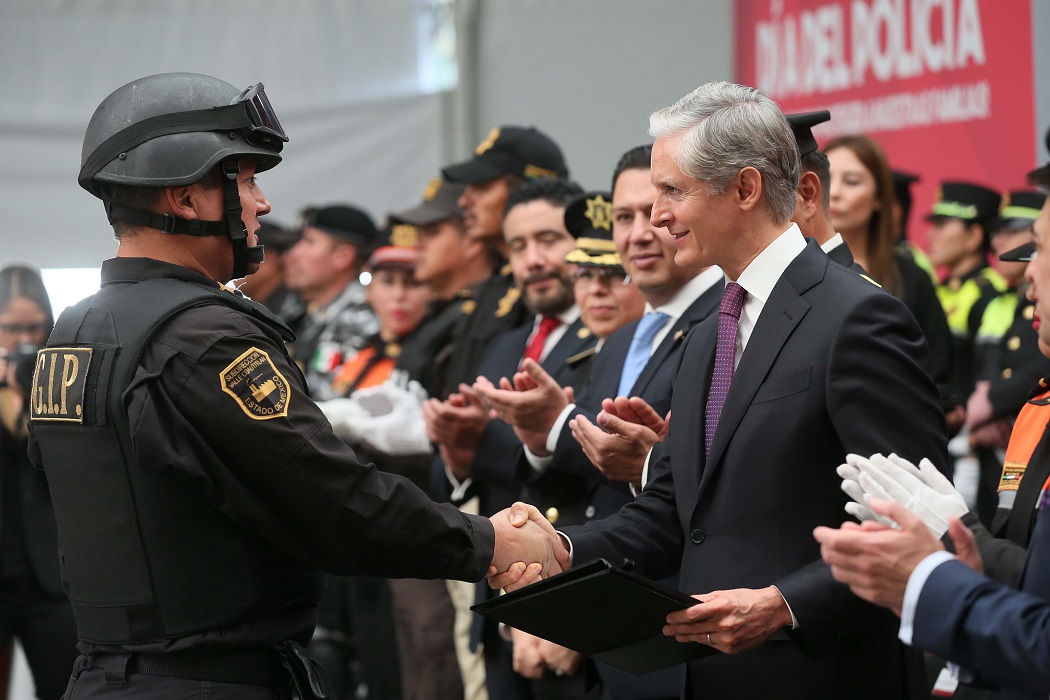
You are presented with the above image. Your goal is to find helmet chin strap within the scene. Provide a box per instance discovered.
[103,160,265,281]
[221,160,265,280]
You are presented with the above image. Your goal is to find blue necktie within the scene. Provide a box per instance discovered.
[617,312,670,396]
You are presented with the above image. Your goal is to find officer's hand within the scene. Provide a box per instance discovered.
[842,453,968,538]
[964,380,993,430]
[488,502,570,590]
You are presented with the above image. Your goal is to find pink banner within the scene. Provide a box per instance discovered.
[735,0,1036,246]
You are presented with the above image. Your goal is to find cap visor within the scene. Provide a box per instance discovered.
[390,201,458,227]
[998,240,1035,262]
[442,158,507,185]
[1027,164,1050,188]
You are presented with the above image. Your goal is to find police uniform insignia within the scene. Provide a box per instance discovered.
[476,127,501,155]
[495,287,521,318]
[583,195,612,231]
[859,274,882,288]
[423,178,442,201]
[1025,305,1036,320]
[1008,336,1022,351]
[576,326,592,339]
[29,348,92,423]
[460,299,477,315]
[390,224,418,248]
[385,342,401,359]
[220,347,291,420]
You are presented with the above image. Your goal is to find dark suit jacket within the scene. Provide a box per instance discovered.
[825,240,864,273]
[565,240,948,699]
[914,508,1050,700]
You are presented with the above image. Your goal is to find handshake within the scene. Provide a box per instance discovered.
[487,502,571,591]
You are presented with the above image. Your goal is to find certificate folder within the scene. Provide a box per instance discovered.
[472,557,716,674]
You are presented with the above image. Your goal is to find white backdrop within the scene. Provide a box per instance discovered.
[0,0,738,273]
[0,0,454,269]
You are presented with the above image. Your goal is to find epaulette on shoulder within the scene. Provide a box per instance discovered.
[566,347,598,367]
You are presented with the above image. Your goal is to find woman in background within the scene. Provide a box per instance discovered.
[0,264,78,699]
[824,134,955,396]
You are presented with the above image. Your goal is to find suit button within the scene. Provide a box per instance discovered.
[585,505,595,519]
[690,529,705,544]
[1002,368,1013,379]
[545,507,559,525]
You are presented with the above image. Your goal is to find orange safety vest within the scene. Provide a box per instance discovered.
[999,383,1050,495]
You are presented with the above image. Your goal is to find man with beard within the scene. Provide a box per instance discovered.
[424,178,596,699]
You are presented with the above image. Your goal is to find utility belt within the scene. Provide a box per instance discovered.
[85,641,331,698]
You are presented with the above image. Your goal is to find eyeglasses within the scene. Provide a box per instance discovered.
[570,267,630,285]
[0,322,49,336]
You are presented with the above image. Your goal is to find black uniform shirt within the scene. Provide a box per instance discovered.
[63,258,495,651]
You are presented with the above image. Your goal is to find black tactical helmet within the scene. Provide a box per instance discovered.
[80,73,285,197]
[79,73,289,279]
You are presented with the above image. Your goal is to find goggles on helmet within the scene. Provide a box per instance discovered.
[233,83,287,149]
[80,82,287,189]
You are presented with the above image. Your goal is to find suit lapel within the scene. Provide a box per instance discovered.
[632,284,721,396]
[542,317,596,383]
[696,242,825,500]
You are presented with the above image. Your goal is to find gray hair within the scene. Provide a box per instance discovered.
[649,82,800,223]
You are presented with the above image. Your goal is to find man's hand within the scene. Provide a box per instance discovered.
[944,405,966,439]
[965,380,993,430]
[473,359,572,435]
[814,498,945,616]
[489,502,571,586]
[422,387,489,447]
[511,628,547,679]
[537,639,582,677]
[838,453,968,538]
[947,516,984,573]
[969,418,1012,449]
[568,396,666,487]
[664,586,792,654]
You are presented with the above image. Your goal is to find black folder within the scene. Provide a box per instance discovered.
[472,557,717,675]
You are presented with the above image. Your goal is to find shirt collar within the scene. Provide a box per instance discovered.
[732,223,807,304]
[101,257,225,290]
[534,305,581,328]
[819,232,844,253]
[649,265,725,318]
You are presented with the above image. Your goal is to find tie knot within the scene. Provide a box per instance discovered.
[719,282,745,320]
[539,316,561,333]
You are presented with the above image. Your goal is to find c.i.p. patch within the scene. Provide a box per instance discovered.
[29,348,92,423]
[220,347,291,420]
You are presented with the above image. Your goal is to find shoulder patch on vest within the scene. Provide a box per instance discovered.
[29,348,92,423]
[220,347,291,420]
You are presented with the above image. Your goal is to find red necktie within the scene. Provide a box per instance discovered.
[522,316,561,364]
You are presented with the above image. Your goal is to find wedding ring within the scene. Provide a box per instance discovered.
[706,633,713,645]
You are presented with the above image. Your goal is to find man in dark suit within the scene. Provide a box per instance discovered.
[817,159,1050,700]
[424,178,596,700]
[494,81,947,699]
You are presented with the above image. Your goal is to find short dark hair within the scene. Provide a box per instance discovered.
[503,178,583,219]
[800,149,831,213]
[611,144,653,194]
[107,166,225,240]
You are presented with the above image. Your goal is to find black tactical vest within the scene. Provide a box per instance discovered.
[28,277,323,645]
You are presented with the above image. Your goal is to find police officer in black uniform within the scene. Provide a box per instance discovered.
[28,72,563,699]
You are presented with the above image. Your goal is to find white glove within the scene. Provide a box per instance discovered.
[837,454,882,525]
[353,379,433,456]
[847,452,968,537]
[317,398,370,443]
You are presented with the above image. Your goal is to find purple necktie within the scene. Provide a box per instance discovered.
[705,282,746,457]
